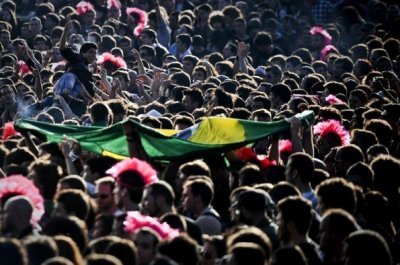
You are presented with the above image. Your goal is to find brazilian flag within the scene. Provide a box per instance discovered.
[15,110,314,162]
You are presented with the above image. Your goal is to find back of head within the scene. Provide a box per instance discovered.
[270,84,291,104]
[90,101,112,125]
[227,227,272,261]
[105,239,139,265]
[4,195,34,225]
[23,235,58,265]
[337,144,365,165]
[54,189,90,221]
[42,257,74,265]
[238,189,270,213]
[184,178,214,206]
[238,164,266,186]
[344,230,392,265]
[271,245,307,265]
[316,177,356,215]
[42,216,88,253]
[148,181,175,207]
[58,175,87,193]
[53,235,83,265]
[277,196,312,236]
[321,208,358,239]
[228,242,266,265]
[157,234,200,265]
[4,147,36,168]
[88,236,120,254]
[80,42,98,54]
[346,161,373,190]
[268,181,301,205]
[364,119,392,147]
[85,253,123,265]
[288,152,315,183]
[370,154,400,197]
[29,159,63,200]
[0,238,28,265]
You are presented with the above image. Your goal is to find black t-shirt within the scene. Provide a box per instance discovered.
[60,47,95,97]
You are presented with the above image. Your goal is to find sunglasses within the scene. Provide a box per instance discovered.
[94,193,111,199]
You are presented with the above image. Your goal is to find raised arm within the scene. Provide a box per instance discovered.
[123,121,149,160]
[59,14,71,50]
[237,42,250,74]
[289,116,304,154]
[32,68,43,100]
[132,49,145,76]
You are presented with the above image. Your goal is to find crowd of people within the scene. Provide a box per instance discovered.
[0,0,400,264]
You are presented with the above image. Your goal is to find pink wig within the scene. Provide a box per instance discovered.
[107,0,121,10]
[278,139,293,156]
[18,61,32,76]
[320,45,339,61]
[310,26,332,46]
[0,175,44,225]
[97,52,127,69]
[313,119,350,146]
[2,122,19,141]
[76,1,95,15]
[106,158,158,187]
[325,94,344,105]
[124,211,179,239]
[126,7,148,36]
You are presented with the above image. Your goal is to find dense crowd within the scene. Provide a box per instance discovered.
[0,0,400,265]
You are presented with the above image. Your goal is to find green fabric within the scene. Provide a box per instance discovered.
[15,110,314,162]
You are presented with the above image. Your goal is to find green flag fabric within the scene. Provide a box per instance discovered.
[15,110,314,162]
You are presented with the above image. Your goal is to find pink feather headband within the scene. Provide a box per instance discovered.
[126,7,148,36]
[320,45,339,62]
[106,158,158,187]
[313,119,350,146]
[124,211,179,239]
[325,94,344,105]
[107,0,121,10]
[278,139,293,156]
[0,175,44,225]
[310,26,332,46]
[76,1,95,15]
[97,52,127,69]
[2,122,20,141]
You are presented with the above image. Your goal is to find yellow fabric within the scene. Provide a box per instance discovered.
[102,150,129,160]
[158,129,178,136]
[189,117,246,144]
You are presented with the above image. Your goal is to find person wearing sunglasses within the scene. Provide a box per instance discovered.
[94,176,120,216]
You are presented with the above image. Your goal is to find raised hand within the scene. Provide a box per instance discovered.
[100,67,107,80]
[136,79,145,95]
[65,14,72,31]
[132,49,141,60]
[237,42,250,58]
[137,74,152,85]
